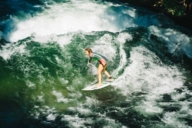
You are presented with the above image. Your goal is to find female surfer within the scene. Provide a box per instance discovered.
[84,48,114,87]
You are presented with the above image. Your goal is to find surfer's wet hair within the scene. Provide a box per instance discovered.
[85,48,92,54]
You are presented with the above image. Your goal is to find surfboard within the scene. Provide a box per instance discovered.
[82,81,112,91]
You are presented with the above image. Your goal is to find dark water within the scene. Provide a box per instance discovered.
[0,0,192,128]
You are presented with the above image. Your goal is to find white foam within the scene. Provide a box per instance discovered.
[123,8,136,18]
[62,105,126,128]
[149,26,192,58]
[0,42,27,60]
[135,101,163,116]
[116,32,133,44]
[113,32,133,76]
[76,107,92,116]
[32,111,40,119]
[8,1,136,42]
[92,34,116,61]
[59,78,69,85]
[32,33,73,48]
[37,94,45,102]
[85,96,100,107]
[34,105,39,108]
[26,80,36,88]
[113,46,184,116]
[171,92,186,101]
[52,90,68,103]
[47,113,57,121]
[68,92,82,101]
[162,112,191,128]
[62,114,87,128]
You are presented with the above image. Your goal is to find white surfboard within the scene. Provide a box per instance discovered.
[82,81,112,91]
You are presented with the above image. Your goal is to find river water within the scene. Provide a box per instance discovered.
[0,0,192,127]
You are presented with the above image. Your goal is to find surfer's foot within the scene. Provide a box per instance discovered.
[95,83,102,87]
[107,76,114,82]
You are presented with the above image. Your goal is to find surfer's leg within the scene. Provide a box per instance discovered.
[103,70,110,78]
[96,64,103,86]
[102,64,113,81]
[104,70,114,81]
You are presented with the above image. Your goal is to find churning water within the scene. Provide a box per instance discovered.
[0,0,192,127]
